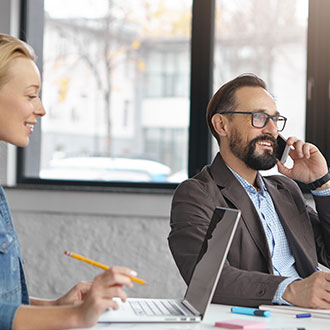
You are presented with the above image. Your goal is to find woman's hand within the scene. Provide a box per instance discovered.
[13,267,136,329]
[55,281,92,306]
[75,266,135,328]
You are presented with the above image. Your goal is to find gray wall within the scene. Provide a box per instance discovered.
[6,188,186,300]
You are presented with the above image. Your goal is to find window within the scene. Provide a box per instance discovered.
[19,0,192,186]
[18,0,330,190]
[144,50,190,98]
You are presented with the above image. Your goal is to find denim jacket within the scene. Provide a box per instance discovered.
[0,187,29,330]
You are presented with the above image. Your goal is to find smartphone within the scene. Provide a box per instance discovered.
[275,134,290,164]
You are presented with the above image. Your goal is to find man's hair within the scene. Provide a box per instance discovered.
[206,73,267,144]
[0,33,36,89]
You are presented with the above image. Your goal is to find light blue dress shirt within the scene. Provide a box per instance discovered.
[229,167,330,304]
[0,186,29,329]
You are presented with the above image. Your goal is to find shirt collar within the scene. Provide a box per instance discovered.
[226,165,267,195]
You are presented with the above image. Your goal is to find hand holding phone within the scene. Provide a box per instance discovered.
[275,134,291,164]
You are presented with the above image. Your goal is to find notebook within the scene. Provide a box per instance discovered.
[98,206,241,323]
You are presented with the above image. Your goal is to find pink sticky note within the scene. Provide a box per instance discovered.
[215,318,267,329]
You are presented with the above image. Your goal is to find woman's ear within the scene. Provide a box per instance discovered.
[211,114,228,137]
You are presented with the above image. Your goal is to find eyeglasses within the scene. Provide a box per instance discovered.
[218,111,287,132]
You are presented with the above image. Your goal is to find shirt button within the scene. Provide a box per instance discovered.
[2,242,7,249]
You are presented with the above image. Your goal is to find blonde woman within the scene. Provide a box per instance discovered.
[0,33,135,330]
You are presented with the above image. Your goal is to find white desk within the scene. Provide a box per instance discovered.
[76,304,330,330]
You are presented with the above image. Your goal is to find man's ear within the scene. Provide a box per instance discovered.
[211,114,228,137]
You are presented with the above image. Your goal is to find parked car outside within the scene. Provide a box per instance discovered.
[40,157,172,182]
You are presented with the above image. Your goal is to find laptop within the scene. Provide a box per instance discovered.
[98,206,241,323]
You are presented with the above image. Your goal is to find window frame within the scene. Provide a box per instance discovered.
[17,0,328,192]
[306,0,330,166]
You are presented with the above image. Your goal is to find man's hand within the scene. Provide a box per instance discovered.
[277,137,328,184]
[282,271,330,309]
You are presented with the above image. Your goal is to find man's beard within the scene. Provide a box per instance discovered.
[229,128,277,171]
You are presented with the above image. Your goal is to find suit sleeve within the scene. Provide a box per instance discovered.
[168,178,286,307]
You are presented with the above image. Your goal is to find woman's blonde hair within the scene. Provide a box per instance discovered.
[0,33,36,88]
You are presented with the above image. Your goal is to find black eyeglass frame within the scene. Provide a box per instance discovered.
[217,111,287,132]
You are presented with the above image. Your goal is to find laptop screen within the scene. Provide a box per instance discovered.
[184,207,241,317]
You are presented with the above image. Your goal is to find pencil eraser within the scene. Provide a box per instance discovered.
[215,319,267,329]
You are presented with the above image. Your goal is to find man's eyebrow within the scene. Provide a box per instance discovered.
[254,109,280,115]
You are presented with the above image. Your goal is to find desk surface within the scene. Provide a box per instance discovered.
[76,304,330,330]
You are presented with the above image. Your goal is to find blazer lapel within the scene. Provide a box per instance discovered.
[210,154,273,272]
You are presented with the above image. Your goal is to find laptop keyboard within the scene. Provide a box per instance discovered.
[129,300,185,316]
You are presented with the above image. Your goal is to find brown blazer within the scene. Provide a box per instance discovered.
[168,153,330,307]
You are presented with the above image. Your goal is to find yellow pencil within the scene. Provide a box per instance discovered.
[64,250,146,285]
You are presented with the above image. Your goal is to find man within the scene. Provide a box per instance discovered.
[168,74,330,308]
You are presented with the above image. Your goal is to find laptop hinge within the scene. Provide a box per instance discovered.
[182,300,201,317]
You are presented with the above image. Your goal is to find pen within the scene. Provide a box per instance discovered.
[296,313,311,318]
[231,306,271,317]
[64,250,147,285]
